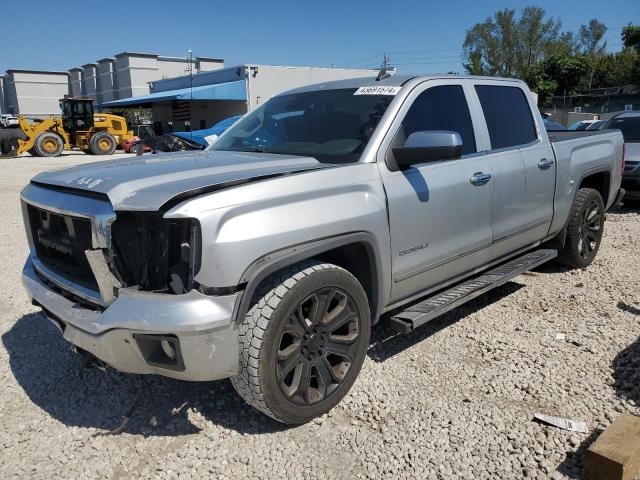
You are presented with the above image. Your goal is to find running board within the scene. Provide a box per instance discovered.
[390,249,557,333]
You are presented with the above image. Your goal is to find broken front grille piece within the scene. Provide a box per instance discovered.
[27,204,98,290]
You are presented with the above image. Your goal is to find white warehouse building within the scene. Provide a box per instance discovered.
[0,52,225,117]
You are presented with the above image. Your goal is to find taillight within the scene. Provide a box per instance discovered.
[622,143,626,175]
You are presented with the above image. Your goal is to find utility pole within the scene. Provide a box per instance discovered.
[187,49,193,139]
[382,54,390,69]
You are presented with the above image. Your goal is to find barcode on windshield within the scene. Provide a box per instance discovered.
[354,86,401,96]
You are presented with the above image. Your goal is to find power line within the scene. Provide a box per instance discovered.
[339,53,385,67]
[340,47,463,67]
[393,61,464,66]
[387,47,462,55]
[389,54,463,61]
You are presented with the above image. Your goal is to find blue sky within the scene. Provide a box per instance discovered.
[0,0,637,75]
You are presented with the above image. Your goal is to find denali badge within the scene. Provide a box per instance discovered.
[399,242,429,256]
[37,231,73,255]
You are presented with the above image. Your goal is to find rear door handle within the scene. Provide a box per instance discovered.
[538,158,554,170]
[470,172,492,186]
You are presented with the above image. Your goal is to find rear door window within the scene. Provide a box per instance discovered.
[475,85,537,150]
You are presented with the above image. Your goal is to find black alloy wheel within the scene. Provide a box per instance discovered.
[577,196,603,261]
[276,287,360,405]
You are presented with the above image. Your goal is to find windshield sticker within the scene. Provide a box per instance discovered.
[354,86,401,96]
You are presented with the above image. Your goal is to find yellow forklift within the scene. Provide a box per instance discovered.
[0,97,133,157]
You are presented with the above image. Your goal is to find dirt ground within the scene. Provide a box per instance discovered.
[0,151,639,479]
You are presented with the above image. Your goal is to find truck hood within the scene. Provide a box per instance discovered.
[31,150,326,211]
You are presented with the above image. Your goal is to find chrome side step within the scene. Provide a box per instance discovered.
[390,249,557,333]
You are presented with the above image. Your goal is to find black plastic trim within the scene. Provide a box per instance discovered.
[235,232,384,324]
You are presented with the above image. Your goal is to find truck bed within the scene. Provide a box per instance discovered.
[547,128,623,238]
[547,129,615,143]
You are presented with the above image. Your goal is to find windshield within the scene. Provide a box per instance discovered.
[609,116,640,143]
[568,121,590,131]
[212,88,394,163]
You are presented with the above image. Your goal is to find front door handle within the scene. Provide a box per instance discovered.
[538,158,554,170]
[470,172,492,186]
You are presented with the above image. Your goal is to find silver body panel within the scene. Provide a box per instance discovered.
[30,150,327,211]
[20,74,624,381]
[22,259,239,381]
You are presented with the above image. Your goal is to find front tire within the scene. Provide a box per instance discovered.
[558,188,605,269]
[33,132,64,157]
[89,132,116,155]
[231,261,371,424]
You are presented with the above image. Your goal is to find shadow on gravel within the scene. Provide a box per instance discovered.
[368,281,525,362]
[555,428,603,480]
[607,204,640,215]
[617,301,640,316]
[554,334,640,479]
[2,313,290,437]
[612,335,640,407]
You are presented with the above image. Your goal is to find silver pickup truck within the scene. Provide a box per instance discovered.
[20,75,624,424]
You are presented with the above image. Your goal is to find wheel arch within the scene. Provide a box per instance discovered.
[579,168,611,207]
[547,168,611,250]
[235,232,385,325]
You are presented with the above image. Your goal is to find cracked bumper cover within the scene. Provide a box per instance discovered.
[22,257,241,381]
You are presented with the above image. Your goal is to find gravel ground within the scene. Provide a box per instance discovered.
[0,151,639,479]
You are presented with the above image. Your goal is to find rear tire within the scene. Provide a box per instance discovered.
[89,132,116,155]
[33,132,64,157]
[231,261,371,424]
[558,188,605,269]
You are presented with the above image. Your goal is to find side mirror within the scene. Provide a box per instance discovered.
[391,131,463,170]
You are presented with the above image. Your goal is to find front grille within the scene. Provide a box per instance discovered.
[27,204,98,290]
[624,161,639,173]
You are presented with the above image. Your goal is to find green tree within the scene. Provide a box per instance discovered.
[462,50,484,75]
[546,31,580,57]
[524,55,590,106]
[463,6,563,78]
[579,19,607,88]
[516,6,562,73]
[622,25,640,87]
[622,25,640,52]
[591,49,638,88]
[523,63,557,106]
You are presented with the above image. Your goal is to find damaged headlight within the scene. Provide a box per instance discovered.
[110,212,201,294]
[167,218,201,294]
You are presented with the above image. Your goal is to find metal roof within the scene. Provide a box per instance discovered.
[101,79,247,107]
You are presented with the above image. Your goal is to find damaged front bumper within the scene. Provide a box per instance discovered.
[22,257,241,381]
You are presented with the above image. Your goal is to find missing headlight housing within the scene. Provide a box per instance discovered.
[111,212,201,294]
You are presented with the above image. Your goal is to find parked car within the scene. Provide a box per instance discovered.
[131,116,242,153]
[173,115,242,147]
[586,119,606,130]
[604,111,640,204]
[568,119,600,130]
[19,75,624,424]
[543,118,567,131]
[0,114,19,128]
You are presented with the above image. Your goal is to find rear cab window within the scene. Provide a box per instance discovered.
[475,85,538,150]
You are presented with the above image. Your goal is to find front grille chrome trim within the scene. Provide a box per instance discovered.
[21,183,116,249]
[32,255,105,307]
[21,184,117,307]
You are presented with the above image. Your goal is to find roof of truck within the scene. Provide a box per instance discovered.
[280,74,524,96]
